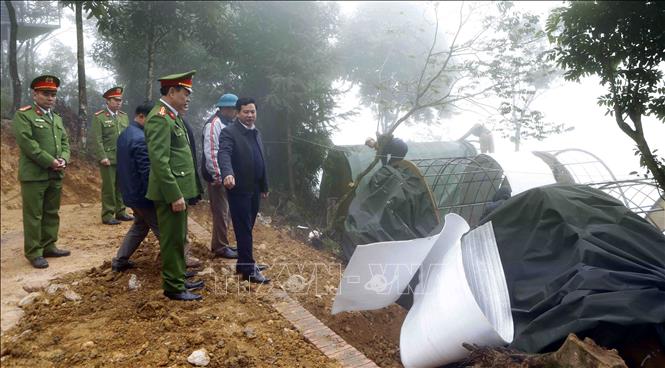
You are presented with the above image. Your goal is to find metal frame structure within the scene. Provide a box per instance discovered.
[541,148,664,230]
[409,149,664,230]
[412,155,505,227]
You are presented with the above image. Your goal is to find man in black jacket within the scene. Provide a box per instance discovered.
[218,97,270,284]
[112,102,157,271]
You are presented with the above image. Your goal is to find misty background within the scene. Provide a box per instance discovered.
[2,1,663,217]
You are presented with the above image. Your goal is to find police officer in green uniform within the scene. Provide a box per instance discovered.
[90,87,133,225]
[144,71,204,301]
[12,75,71,269]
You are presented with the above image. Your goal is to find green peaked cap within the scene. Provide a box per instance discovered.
[158,70,196,92]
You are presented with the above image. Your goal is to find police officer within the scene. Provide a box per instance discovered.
[144,71,204,301]
[91,86,133,225]
[12,75,71,269]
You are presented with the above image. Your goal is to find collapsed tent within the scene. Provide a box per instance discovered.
[325,146,664,261]
[481,184,665,353]
[320,141,476,247]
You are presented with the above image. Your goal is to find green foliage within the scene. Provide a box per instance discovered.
[93,1,233,119]
[227,1,340,209]
[483,2,566,151]
[60,1,113,22]
[547,1,665,121]
[92,1,341,212]
[547,1,665,189]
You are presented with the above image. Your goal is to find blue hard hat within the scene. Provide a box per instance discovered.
[216,93,238,108]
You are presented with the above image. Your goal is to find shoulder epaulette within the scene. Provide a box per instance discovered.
[118,111,126,115]
[158,106,167,116]
[18,105,32,112]
[94,110,104,116]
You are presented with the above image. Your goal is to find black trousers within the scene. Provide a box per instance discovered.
[227,190,260,274]
[115,207,160,261]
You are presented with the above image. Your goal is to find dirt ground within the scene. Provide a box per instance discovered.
[0,121,405,367]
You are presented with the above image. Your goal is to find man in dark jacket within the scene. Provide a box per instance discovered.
[218,97,270,284]
[112,102,159,271]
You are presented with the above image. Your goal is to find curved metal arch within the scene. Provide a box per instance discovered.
[539,148,631,208]
[410,155,505,226]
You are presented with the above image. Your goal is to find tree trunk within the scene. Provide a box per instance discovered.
[511,90,520,152]
[5,0,21,113]
[146,33,155,101]
[285,114,296,199]
[144,3,157,101]
[75,2,88,149]
[625,116,665,192]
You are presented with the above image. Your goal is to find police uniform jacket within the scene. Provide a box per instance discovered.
[90,108,129,164]
[144,100,200,203]
[12,104,70,181]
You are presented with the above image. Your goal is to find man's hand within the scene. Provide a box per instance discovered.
[50,159,63,171]
[223,175,235,189]
[171,197,186,212]
[261,192,269,199]
[57,158,67,170]
[100,158,111,166]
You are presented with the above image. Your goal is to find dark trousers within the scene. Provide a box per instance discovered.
[115,207,160,261]
[227,190,260,274]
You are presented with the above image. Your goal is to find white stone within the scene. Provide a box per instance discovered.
[187,348,210,366]
[63,290,81,301]
[257,213,271,226]
[282,275,307,293]
[128,274,141,290]
[18,292,41,307]
[22,280,48,293]
[46,283,67,295]
[198,267,215,276]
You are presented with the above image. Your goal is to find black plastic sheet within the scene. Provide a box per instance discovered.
[342,163,439,260]
[480,184,665,352]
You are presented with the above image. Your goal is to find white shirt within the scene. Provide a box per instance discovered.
[159,98,179,117]
[37,105,52,120]
[106,106,117,119]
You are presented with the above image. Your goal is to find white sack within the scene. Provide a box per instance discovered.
[400,221,514,368]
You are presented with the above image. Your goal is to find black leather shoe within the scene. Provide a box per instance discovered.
[185,270,198,278]
[164,290,202,301]
[236,263,268,274]
[43,247,71,257]
[103,218,121,225]
[111,258,135,272]
[116,213,134,221]
[241,269,270,284]
[30,256,49,269]
[185,279,204,290]
[214,246,238,259]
